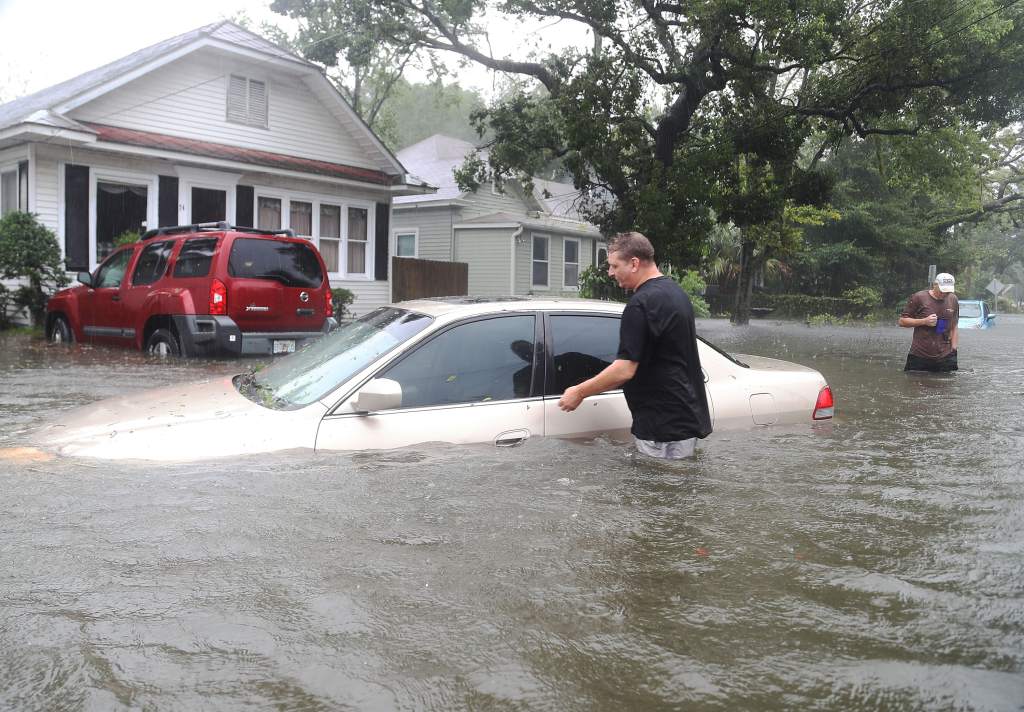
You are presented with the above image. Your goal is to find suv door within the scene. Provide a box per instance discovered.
[315,314,543,451]
[225,237,327,335]
[542,313,632,440]
[120,239,174,343]
[81,247,136,344]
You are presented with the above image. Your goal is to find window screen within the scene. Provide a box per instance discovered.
[173,238,218,278]
[228,238,323,288]
[131,240,173,286]
[548,315,621,395]
[383,316,536,408]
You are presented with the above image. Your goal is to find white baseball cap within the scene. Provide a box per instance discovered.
[934,272,955,293]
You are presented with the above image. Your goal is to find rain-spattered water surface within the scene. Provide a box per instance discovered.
[1,317,1022,711]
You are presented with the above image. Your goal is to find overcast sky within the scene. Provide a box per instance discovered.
[0,0,588,103]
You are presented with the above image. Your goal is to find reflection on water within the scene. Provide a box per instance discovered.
[1,319,1022,711]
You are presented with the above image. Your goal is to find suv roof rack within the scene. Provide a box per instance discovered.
[141,222,297,240]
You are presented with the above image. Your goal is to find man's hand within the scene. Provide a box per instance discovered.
[558,386,585,412]
[923,313,937,327]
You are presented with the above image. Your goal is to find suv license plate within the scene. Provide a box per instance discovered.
[273,339,296,354]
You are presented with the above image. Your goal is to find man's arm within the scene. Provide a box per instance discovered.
[898,314,937,328]
[558,359,638,412]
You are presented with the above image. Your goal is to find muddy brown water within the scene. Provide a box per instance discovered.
[1,317,1022,711]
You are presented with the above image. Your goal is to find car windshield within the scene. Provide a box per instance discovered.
[235,307,433,410]
[960,302,982,318]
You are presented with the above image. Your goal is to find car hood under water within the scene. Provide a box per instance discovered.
[33,377,326,462]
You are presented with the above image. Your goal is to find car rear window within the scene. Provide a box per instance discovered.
[228,238,323,288]
[173,238,218,278]
[960,302,982,318]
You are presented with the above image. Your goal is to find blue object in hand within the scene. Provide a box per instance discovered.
[936,317,947,334]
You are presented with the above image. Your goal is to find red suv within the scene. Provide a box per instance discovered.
[45,222,337,357]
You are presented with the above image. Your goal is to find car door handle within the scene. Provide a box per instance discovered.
[111,295,120,302]
[495,429,529,447]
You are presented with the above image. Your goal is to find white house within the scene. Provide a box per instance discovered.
[0,21,432,318]
[392,134,605,297]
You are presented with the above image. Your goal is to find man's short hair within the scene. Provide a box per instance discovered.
[608,231,655,263]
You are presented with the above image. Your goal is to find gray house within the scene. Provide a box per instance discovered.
[0,21,431,318]
[392,134,605,297]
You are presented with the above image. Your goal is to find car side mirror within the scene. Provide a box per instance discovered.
[353,378,402,413]
[988,314,996,321]
[77,271,93,287]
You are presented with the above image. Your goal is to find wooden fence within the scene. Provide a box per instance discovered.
[392,257,469,302]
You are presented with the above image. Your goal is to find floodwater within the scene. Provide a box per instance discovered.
[1,317,1022,711]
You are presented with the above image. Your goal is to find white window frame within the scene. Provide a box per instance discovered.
[88,168,158,270]
[531,233,551,289]
[393,228,418,258]
[255,192,285,231]
[226,75,269,129]
[176,167,240,227]
[562,237,580,290]
[0,163,19,218]
[252,185,376,281]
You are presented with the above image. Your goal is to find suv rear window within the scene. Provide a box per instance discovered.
[173,238,218,278]
[228,238,323,288]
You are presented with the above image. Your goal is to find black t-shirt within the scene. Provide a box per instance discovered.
[617,276,713,442]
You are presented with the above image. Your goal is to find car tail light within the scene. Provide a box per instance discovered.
[813,385,834,420]
[324,287,334,318]
[209,278,227,315]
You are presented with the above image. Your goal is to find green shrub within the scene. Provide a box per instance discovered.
[114,229,141,247]
[331,287,355,319]
[0,283,11,330]
[662,265,711,318]
[0,211,69,327]
[753,292,877,319]
[579,264,627,301]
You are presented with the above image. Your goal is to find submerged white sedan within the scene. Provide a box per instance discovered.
[34,298,834,461]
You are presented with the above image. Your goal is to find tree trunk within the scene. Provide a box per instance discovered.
[731,238,756,325]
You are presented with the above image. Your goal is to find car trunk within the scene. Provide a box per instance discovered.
[226,237,326,333]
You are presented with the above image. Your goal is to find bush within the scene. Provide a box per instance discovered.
[662,265,711,318]
[579,264,627,301]
[114,229,141,247]
[0,284,12,330]
[331,287,355,319]
[0,212,69,327]
[753,292,880,319]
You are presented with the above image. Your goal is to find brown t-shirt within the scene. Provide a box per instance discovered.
[902,289,959,359]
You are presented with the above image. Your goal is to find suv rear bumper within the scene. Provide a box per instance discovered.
[171,315,337,357]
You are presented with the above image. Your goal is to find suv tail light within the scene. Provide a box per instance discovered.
[813,385,834,420]
[209,278,227,315]
[324,287,334,318]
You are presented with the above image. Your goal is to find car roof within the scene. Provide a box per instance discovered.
[392,296,626,320]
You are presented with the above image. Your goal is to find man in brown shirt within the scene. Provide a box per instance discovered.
[898,272,959,371]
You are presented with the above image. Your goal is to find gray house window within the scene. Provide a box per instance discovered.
[227,75,268,128]
[0,169,17,216]
[532,234,549,287]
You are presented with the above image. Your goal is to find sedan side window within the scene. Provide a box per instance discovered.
[382,315,536,409]
[93,249,134,289]
[548,315,621,395]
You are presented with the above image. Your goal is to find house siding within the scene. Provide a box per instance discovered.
[516,230,596,296]
[72,51,377,170]
[454,228,513,296]
[392,205,453,261]
[460,183,532,220]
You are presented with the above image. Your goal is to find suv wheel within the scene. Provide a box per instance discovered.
[145,328,181,357]
[47,316,73,345]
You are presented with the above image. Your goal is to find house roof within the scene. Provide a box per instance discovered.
[395,133,602,235]
[0,21,425,190]
[0,21,308,129]
[394,134,478,204]
[84,122,395,184]
[456,211,602,237]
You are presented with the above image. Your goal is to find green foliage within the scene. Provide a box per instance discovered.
[753,293,878,320]
[578,264,626,302]
[0,284,11,330]
[0,212,69,327]
[662,265,711,318]
[330,287,355,319]
[114,230,140,247]
[840,286,882,313]
[384,79,486,151]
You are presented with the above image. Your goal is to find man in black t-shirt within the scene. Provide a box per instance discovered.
[558,231,712,459]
